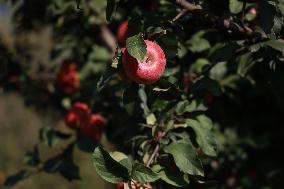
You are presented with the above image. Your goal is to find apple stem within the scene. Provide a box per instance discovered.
[145,57,150,64]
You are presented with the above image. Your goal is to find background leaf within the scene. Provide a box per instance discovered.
[164,140,204,176]
[93,147,130,183]
[39,127,71,147]
[106,0,117,22]
[186,115,217,157]
[229,0,243,14]
[4,170,31,187]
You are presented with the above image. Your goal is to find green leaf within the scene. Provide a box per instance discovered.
[106,0,117,22]
[259,0,277,34]
[229,0,243,14]
[152,165,190,187]
[190,58,210,74]
[192,77,223,96]
[119,158,134,172]
[237,52,255,77]
[43,144,80,181]
[109,151,128,162]
[138,85,150,116]
[209,62,227,81]
[175,100,207,115]
[186,115,217,157]
[24,146,40,166]
[4,170,31,187]
[93,147,130,183]
[96,67,116,92]
[152,79,183,101]
[279,3,284,15]
[109,152,133,173]
[164,140,204,176]
[159,32,178,59]
[39,127,71,147]
[146,113,157,125]
[131,163,160,183]
[209,42,240,63]
[264,40,284,54]
[58,159,81,181]
[187,31,211,53]
[123,84,143,116]
[126,33,147,61]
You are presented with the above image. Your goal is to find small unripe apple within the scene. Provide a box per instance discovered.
[117,21,128,46]
[56,60,80,94]
[65,102,90,129]
[122,40,166,84]
[80,114,106,140]
[118,47,132,82]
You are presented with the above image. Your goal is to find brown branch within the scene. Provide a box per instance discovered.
[168,0,261,39]
[173,0,202,11]
[100,25,117,53]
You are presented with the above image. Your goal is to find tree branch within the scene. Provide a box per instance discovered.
[100,25,117,53]
[168,0,263,40]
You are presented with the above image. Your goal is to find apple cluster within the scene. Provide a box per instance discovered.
[65,102,106,140]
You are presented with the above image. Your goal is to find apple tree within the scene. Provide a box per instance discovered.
[1,0,284,188]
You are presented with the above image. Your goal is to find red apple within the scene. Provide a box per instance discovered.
[64,111,79,129]
[80,114,106,140]
[64,102,90,129]
[122,40,166,84]
[56,60,80,94]
[117,21,128,46]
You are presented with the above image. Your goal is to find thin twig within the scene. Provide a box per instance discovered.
[146,144,160,167]
[171,9,188,23]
